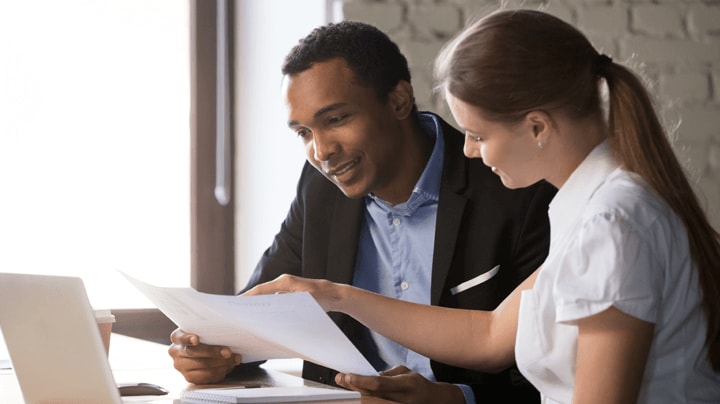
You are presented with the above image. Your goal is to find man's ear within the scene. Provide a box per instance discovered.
[388,80,415,119]
[525,111,553,143]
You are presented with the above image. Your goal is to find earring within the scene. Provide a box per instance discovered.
[538,141,544,149]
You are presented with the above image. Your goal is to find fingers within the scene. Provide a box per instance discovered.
[176,359,237,384]
[335,373,387,393]
[337,370,459,404]
[168,328,243,384]
[169,329,238,360]
[335,373,364,393]
[170,328,199,345]
[242,275,341,313]
[170,341,240,362]
[379,365,411,377]
[242,274,298,296]
[169,345,242,384]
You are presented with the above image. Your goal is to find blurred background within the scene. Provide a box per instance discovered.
[0,0,717,343]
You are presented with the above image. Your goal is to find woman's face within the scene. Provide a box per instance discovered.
[446,93,544,189]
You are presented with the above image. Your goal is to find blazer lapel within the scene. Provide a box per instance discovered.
[326,195,365,285]
[431,123,468,305]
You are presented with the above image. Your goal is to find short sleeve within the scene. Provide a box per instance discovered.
[553,211,662,324]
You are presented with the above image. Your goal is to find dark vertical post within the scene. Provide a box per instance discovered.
[190,0,235,295]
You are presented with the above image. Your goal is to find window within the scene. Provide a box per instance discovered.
[0,0,191,310]
[0,0,338,343]
[233,0,335,290]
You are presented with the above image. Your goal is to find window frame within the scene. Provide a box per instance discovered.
[113,0,236,343]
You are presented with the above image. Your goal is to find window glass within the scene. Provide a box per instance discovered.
[233,0,333,289]
[0,0,190,309]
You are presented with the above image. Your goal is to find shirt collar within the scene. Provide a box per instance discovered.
[548,140,620,245]
[367,113,444,215]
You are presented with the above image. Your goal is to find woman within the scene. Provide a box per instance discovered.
[246,9,720,403]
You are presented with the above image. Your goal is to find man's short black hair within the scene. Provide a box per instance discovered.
[282,21,413,104]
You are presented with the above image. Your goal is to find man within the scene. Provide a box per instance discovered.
[169,21,555,403]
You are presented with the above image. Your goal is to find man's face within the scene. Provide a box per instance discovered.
[283,58,408,201]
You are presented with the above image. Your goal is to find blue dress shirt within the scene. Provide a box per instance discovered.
[352,113,475,403]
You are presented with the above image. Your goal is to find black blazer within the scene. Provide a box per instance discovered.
[243,113,555,403]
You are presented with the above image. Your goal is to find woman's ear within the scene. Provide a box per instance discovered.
[525,111,553,143]
[388,80,415,119]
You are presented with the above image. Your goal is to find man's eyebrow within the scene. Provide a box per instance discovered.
[287,103,347,127]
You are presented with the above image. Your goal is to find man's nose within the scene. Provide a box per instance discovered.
[312,132,337,162]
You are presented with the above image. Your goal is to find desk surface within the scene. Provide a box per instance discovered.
[0,333,395,403]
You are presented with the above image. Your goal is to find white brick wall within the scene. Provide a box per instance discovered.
[632,4,684,37]
[344,0,720,231]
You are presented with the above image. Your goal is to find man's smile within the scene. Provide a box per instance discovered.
[326,157,361,178]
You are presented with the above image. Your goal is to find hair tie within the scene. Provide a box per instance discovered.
[592,54,613,76]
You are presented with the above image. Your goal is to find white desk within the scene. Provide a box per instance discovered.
[0,334,392,403]
[0,333,306,403]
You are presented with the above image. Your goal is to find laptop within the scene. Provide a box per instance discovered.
[0,272,124,404]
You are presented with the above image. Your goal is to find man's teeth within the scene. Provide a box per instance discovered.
[333,159,358,176]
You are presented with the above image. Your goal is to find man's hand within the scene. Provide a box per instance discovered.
[335,365,465,404]
[168,328,243,384]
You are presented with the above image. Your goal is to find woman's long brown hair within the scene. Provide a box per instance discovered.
[436,9,720,370]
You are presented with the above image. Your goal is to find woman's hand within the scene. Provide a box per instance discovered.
[242,274,347,312]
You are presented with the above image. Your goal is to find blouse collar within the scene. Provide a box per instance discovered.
[548,140,620,247]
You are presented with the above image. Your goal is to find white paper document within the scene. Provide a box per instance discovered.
[121,272,377,376]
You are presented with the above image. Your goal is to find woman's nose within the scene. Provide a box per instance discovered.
[463,136,481,158]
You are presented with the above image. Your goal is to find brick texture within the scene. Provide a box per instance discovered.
[343,0,720,230]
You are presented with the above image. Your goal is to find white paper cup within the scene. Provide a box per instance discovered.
[93,309,116,356]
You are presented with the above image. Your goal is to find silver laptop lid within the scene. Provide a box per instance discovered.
[0,272,122,404]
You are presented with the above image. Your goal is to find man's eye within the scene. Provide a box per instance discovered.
[328,115,347,125]
[296,128,310,138]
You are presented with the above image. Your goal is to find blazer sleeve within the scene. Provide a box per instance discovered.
[234,162,363,386]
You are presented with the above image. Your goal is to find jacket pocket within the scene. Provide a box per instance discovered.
[450,265,500,295]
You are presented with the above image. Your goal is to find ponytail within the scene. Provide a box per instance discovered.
[600,60,720,370]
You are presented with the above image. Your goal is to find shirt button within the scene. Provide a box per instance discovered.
[400,281,409,290]
[392,218,401,226]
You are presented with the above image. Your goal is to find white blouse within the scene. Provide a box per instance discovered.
[515,141,720,403]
